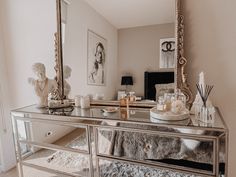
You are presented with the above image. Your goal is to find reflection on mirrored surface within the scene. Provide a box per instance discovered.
[98,159,204,177]
[14,105,227,130]
[96,128,217,173]
[16,119,89,153]
[22,165,72,177]
[21,144,90,177]
[60,0,176,100]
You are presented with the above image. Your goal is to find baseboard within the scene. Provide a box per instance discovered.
[0,164,16,173]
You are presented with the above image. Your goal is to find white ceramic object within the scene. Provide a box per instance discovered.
[175,129,205,150]
[74,95,82,107]
[28,63,56,107]
[150,107,190,121]
[80,96,90,109]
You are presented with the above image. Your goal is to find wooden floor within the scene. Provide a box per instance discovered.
[0,168,18,177]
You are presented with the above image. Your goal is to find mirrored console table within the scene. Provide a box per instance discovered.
[11,105,228,177]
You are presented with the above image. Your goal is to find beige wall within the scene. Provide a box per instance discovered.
[0,0,57,171]
[1,0,57,108]
[117,23,175,95]
[0,2,16,171]
[183,0,236,175]
[63,0,118,100]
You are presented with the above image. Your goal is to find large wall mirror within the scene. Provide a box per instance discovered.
[54,0,193,105]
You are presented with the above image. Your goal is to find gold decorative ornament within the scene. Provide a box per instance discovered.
[53,0,65,101]
[176,0,193,107]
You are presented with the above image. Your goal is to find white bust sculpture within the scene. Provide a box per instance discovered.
[63,65,72,98]
[28,63,56,107]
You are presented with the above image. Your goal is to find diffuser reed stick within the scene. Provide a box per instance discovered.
[196,84,214,107]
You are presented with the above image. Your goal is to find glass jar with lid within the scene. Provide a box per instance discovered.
[157,96,166,111]
[129,91,136,102]
[175,88,186,106]
[164,93,174,111]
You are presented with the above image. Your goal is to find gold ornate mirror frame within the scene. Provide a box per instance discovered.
[54,0,193,106]
[53,0,65,100]
[175,0,193,106]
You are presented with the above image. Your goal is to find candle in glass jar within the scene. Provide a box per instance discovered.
[75,95,82,107]
[80,96,90,109]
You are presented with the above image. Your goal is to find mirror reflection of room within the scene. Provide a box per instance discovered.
[61,0,176,101]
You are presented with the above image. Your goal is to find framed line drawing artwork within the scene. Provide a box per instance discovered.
[87,30,107,86]
[159,38,175,69]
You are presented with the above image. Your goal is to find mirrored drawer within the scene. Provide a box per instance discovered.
[22,165,74,177]
[15,119,89,153]
[97,157,205,177]
[95,127,217,175]
[20,143,91,177]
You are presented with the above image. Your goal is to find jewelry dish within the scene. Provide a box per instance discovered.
[150,107,190,121]
[150,116,190,125]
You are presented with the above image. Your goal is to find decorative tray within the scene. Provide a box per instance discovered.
[150,107,190,121]
[150,117,190,125]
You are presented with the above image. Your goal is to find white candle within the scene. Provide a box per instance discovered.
[199,72,205,95]
[75,95,82,107]
[80,96,90,109]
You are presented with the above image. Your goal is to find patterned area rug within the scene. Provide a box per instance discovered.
[47,132,203,177]
[100,161,201,177]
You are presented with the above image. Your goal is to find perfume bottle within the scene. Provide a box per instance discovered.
[120,108,129,120]
[119,94,127,107]
[129,92,136,102]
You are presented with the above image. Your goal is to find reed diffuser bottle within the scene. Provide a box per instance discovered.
[196,84,214,123]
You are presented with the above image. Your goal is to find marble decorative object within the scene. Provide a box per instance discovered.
[28,63,56,107]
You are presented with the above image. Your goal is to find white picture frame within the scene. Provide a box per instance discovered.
[159,38,176,69]
[87,30,107,86]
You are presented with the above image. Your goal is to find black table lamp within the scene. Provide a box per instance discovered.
[121,76,133,93]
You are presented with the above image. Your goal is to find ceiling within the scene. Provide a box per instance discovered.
[83,0,175,29]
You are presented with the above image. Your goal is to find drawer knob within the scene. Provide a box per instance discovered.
[45,131,53,137]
